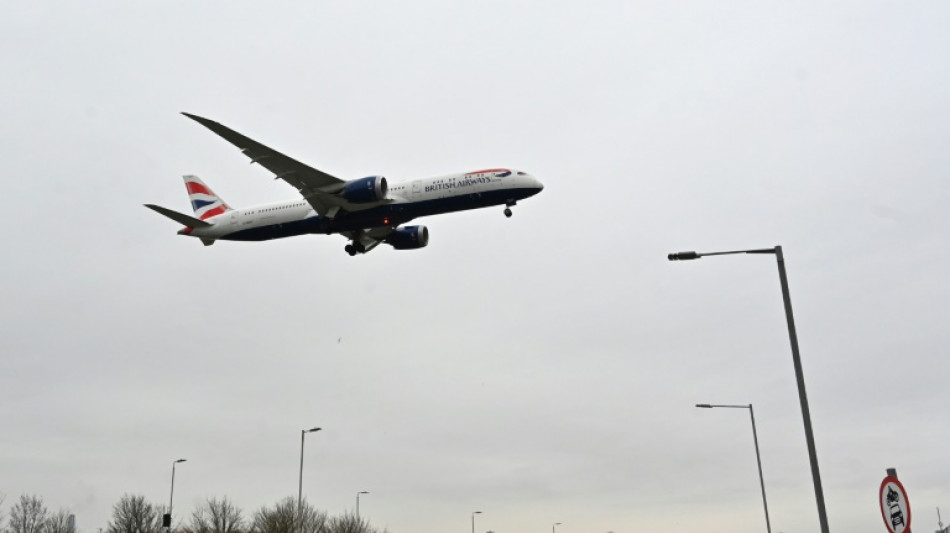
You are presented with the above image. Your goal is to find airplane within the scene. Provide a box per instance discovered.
[145,113,544,256]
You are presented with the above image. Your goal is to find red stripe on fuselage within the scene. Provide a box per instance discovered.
[185,182,213,196]
[466,168,509,175]
[199,205,228,220]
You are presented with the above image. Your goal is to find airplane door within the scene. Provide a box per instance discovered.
[230,212,238,226]
[412,181,422,196]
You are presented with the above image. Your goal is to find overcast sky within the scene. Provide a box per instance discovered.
[2,1,948,532]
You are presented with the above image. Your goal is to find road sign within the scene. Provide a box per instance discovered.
[879,475,911,533]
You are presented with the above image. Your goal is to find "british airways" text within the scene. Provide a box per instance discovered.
[425,176,492,193]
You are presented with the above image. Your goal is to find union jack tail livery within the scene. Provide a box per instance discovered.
[184,175,231,220]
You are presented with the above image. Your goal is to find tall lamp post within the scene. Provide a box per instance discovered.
[553,522,562,533]
[168,458,187,532]
[356,491,369,520]
[298,427,322,526]
[471,511,481,533]
[696,403,771,533]
[669,246,829,533]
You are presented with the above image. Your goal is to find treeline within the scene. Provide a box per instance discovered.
[0,494,388,533]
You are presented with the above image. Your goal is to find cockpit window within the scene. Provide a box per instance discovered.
[517,171,526,175]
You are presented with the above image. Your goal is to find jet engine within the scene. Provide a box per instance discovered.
[341,176,388,203]
[385,225,429,250]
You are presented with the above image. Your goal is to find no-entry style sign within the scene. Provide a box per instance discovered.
[880,475,911,533]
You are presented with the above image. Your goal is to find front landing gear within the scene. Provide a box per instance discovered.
[504,199,517,218]
[345,244,358,256]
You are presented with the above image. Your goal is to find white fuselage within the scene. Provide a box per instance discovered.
[185,169,543,242]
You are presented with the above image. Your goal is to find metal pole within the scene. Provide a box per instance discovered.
[168,462,176,530]
[356,492,368,520]
[697,404,772,533]
[297,427,321,532]
[168,459,185,533]
[748,404,772,533]
[298,429,305,518]
[774,246,830,533]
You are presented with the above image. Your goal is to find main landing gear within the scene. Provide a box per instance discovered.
[504,199,516,218]
[344,242,366,256]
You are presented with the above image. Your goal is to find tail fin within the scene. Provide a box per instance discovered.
[184,175,232,220]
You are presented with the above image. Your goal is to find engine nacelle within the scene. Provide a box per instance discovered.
[385,225,429,250]
[341,176,388,203]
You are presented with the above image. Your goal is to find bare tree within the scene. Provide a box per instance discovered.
[324,513,364,533]
[45,509,74,533]
[0,493,7,532]
[188,497,244,533]
[250,498,326,533]
[8,495,48,533]
[324,512,388,533]
[107,494,161,533]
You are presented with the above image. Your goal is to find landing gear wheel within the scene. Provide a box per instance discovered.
[345,244,357,256]
[504,208,513,218]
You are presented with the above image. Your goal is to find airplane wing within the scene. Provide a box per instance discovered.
[182,113,393,218]
[181,113,345,195]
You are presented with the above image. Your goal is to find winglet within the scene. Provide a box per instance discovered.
[180,112,259,158]
[181,111,210,124]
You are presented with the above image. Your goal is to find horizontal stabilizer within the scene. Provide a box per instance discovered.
[144,204,212,228]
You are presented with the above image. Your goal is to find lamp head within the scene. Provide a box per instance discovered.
[175,458,187,463]
[306,427,322,433]
[695,404,713,408]
[668,251,701,261]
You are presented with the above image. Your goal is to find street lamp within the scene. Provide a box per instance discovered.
[356,491,369,520]
[696,403,772,533]
[553,522,562,533]
[168,458,186,532]
[471,511,482,533]
[669,246,829,533]
[298,427,322,526]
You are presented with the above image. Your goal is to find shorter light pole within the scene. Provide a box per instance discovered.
[298,427,322,510]
[553,521,562,533]
[356,491,369,520]
[471,511,481,533]
[298,427,321,533]
[168,458,187,532]
[696,403,771,533]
